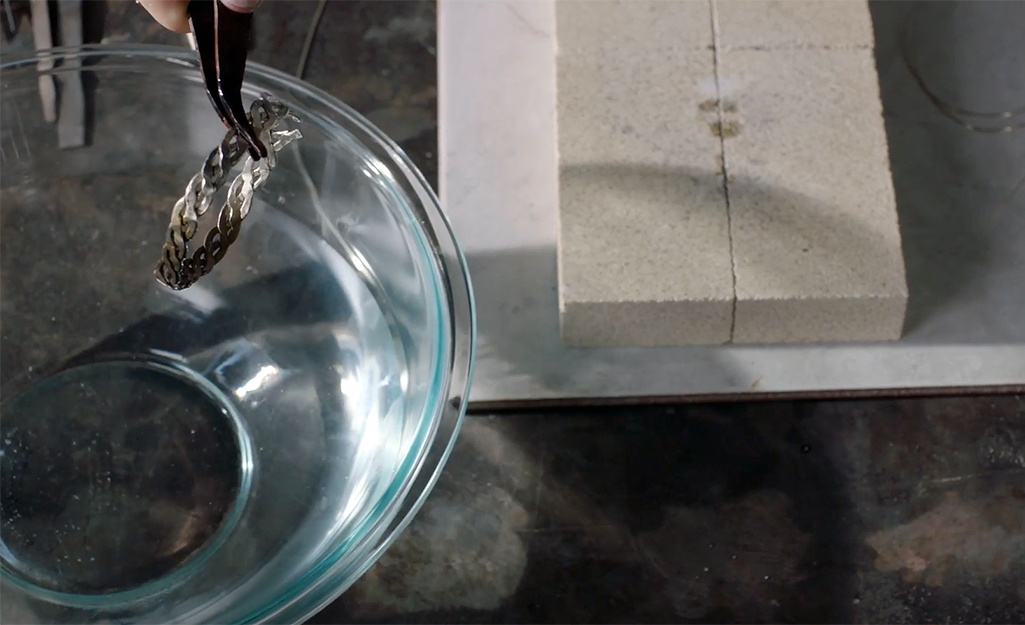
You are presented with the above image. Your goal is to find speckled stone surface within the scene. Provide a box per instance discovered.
[721,46,908,343]
[309,395,1025,624]
[556,0,734,347]
[716,0,908,343]
[3,3,1025,624]
[555,0,908,346]
[715,0,875,48]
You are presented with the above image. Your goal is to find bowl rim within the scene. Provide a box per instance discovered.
[0,43,477,625]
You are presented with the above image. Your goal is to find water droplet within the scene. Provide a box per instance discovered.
[703,567,709,572]
[708,542,715,548]
[801,444,812,453]
[764,575,771,581]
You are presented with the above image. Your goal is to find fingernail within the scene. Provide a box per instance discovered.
[220,0,261,13]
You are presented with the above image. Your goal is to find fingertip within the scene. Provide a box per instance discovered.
[139,0,192,33]
[220,0,262,13]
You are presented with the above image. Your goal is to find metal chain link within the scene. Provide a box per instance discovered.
[155,95,302,290]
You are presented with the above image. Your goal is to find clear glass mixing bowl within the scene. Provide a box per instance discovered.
[0,45,474,624]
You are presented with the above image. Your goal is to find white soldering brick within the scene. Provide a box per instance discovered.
[557,0,714,55]
[719,45,908,343]
[556,0,735,347]
[715,0,875,49]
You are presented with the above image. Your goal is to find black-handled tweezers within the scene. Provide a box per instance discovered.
[187,0,268,160]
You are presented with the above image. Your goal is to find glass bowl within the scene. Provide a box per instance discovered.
[0,44,474,624]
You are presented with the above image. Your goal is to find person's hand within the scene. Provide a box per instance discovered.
[139,0,261,34]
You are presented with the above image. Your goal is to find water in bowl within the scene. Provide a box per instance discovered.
[0,181,410,606]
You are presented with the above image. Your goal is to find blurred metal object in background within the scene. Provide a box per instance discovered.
[1,0,27,41]
[56,0,84,148]
[16,0,86,147]
[28,0,55,121]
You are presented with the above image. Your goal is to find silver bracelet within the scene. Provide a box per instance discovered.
[155,95,302,291]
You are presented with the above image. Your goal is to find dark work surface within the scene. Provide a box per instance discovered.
[4,2,1025,623]
[315,396,1025,624]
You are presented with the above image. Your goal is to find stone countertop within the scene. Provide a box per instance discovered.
[2,2,1024,623]
[317,395,1025,624]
